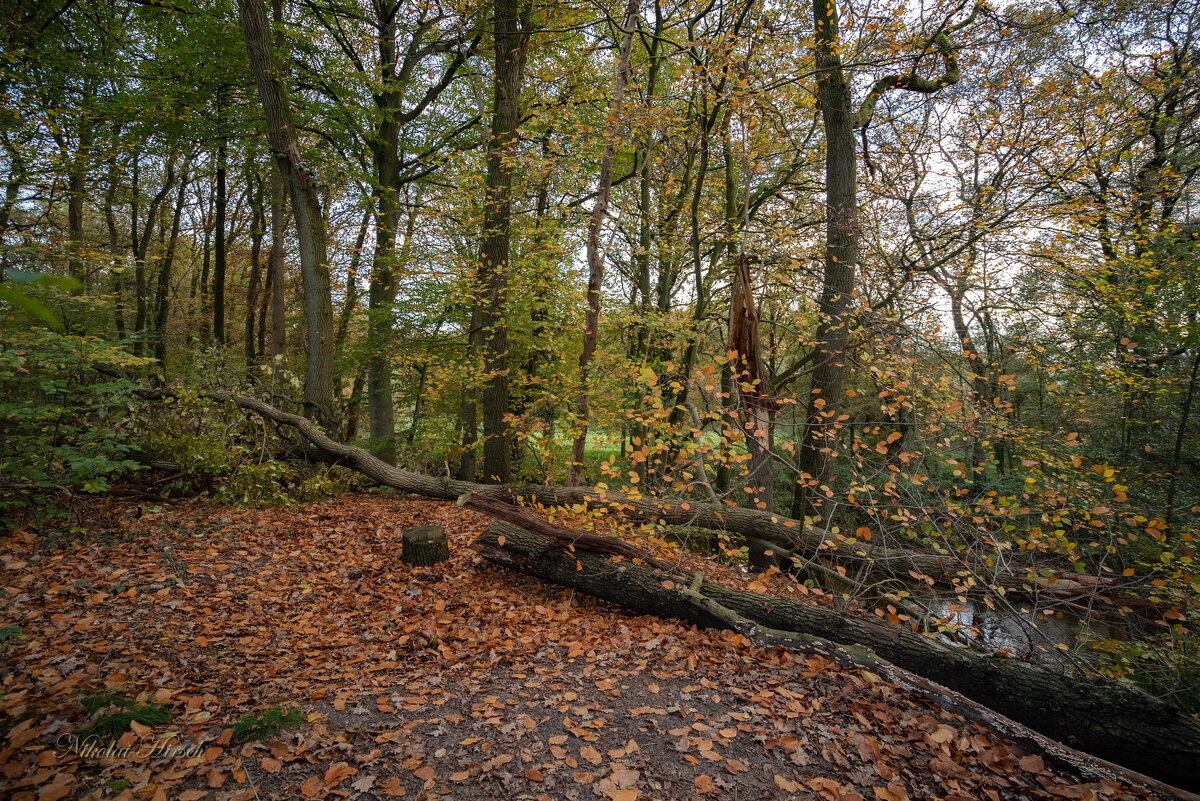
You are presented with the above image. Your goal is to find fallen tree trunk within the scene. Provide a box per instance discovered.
[197,391,1113,600]
[471,521,1200,795]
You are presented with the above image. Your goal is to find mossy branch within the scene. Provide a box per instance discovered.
[854,1,985,130]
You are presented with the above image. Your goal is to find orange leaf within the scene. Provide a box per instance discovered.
[524,768,544,782]
[324,762,356,787]
[775,774,801,792]
[413,765,435,782]
[379,776,406,796]
[695,774,716,793]
[1018,754,1045,773]
[299,775,324,798]
[37,774,75,801]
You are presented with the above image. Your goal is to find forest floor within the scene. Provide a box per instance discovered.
[0,492,1171,801]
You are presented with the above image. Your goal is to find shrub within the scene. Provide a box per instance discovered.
[0,328,152,529]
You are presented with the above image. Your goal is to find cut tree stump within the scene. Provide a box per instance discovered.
[401,526,449,566]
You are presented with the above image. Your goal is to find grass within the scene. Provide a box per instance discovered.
[0,624,24,652]
[232,705,305,743]
[80,691,136,717]
[76,693,172,741]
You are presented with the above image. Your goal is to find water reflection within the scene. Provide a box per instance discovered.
[919,595,1121,668]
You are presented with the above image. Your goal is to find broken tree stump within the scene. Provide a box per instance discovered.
[401,526,449,566]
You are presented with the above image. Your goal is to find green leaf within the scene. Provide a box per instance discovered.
[0,284,64,330]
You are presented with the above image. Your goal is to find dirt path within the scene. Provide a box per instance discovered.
[1,494,1160,800]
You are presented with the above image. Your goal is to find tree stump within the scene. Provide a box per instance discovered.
[401,526,449,566]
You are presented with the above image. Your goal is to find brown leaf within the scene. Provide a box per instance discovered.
[36,774,74,801]
[378,776,406,796]
[1018,754,1045,773]
[694,774,715,794]
[927,725,956,745]
[524,768,544,782]
[775,775,801,792]
[412,765,436,782]
[323,762,355,787]
[299,775,324,799]
[580,745,602,765]
[260,757,283,774]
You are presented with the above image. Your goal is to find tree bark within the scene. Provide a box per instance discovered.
[475,0,530,483]
[65,128,92,292]
[213,127,228,346]
[570,0,640,487]
[154,160,192,365]
[729,252,777,569]
[471,521,1200,794]
[246,169,265,367]
[268,168,287,382]
[796,0,858,525]
[240,0,335,422]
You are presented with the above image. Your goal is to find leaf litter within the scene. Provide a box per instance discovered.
[0,494,1167,800]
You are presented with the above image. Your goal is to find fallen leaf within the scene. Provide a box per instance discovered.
[299,775,324,798]
[379,776,406,796]
[323,762,355,787]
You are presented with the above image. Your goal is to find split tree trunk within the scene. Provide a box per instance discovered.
[472,521,1200,794]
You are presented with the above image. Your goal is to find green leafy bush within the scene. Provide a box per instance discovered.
[0,329,153,528]
[135,391,349,507]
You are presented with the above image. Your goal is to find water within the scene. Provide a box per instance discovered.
[917,594,1123,669]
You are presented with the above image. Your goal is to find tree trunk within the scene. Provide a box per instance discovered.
[246,170,265,367]
[240,0,335,422]
[570,0,640,486]
[471,521,1200,794]
[155,161,191,365]
[195,390,1117,601]
[367,9,403,465]
[268,168,287,382]
[475,0,530,484]
[213,129,228,346]
[66,128,92,292]
[796,0,859,526]
[729,253,776,569]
